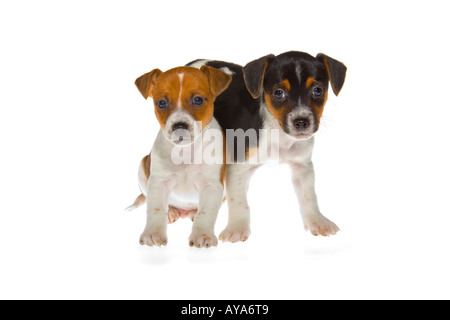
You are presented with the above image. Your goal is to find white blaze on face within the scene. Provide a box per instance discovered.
[177,73,184,108]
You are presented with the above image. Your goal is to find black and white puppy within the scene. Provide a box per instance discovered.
[188,51,347,241]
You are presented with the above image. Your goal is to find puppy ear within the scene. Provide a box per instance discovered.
[135,69,162,99]
[200,65,232,97]
[243,54,275,99]
[316,53,347,96]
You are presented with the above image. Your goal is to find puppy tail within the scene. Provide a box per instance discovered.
[125,193,146,212]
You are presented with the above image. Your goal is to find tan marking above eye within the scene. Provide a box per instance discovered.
[306,77,315,89]
[280,79,291,91]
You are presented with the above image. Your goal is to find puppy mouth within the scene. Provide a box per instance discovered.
[289,132,314,140]
[170,129,194,145]
[285,124,317,140]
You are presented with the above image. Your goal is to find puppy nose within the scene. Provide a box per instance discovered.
[293,118,310,130]
[172,122,188,131]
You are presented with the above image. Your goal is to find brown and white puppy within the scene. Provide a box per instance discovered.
[188,52,347,241]
[127,66,231,248]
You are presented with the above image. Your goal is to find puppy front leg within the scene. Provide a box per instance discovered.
[289,161,340,236]
[219,164,258,243]
[140,176,169,247]
[189,181,223,248]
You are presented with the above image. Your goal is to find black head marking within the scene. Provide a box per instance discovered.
[243,54,275,99]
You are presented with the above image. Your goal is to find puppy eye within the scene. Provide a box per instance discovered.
[312,87,323,98]
[273,89,286,101]
[192,96,205,106]
[156,99,168,109]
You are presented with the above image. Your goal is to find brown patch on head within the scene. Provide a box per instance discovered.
[147,66,231,130]
[179,69,215,129]
[264,92,293,130]
[141,69,181,129]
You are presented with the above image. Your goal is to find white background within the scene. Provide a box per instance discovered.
[1,0,450,300]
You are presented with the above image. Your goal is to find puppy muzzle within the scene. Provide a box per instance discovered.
[286,110,317,140]
[164,111,199,145]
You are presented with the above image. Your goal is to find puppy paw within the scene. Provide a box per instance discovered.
[303,214,340,236]
[219,225,251,243]
[188,231,218,249]
[139,232,168,247]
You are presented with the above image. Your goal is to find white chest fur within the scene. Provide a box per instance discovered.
[149,118,224,209]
